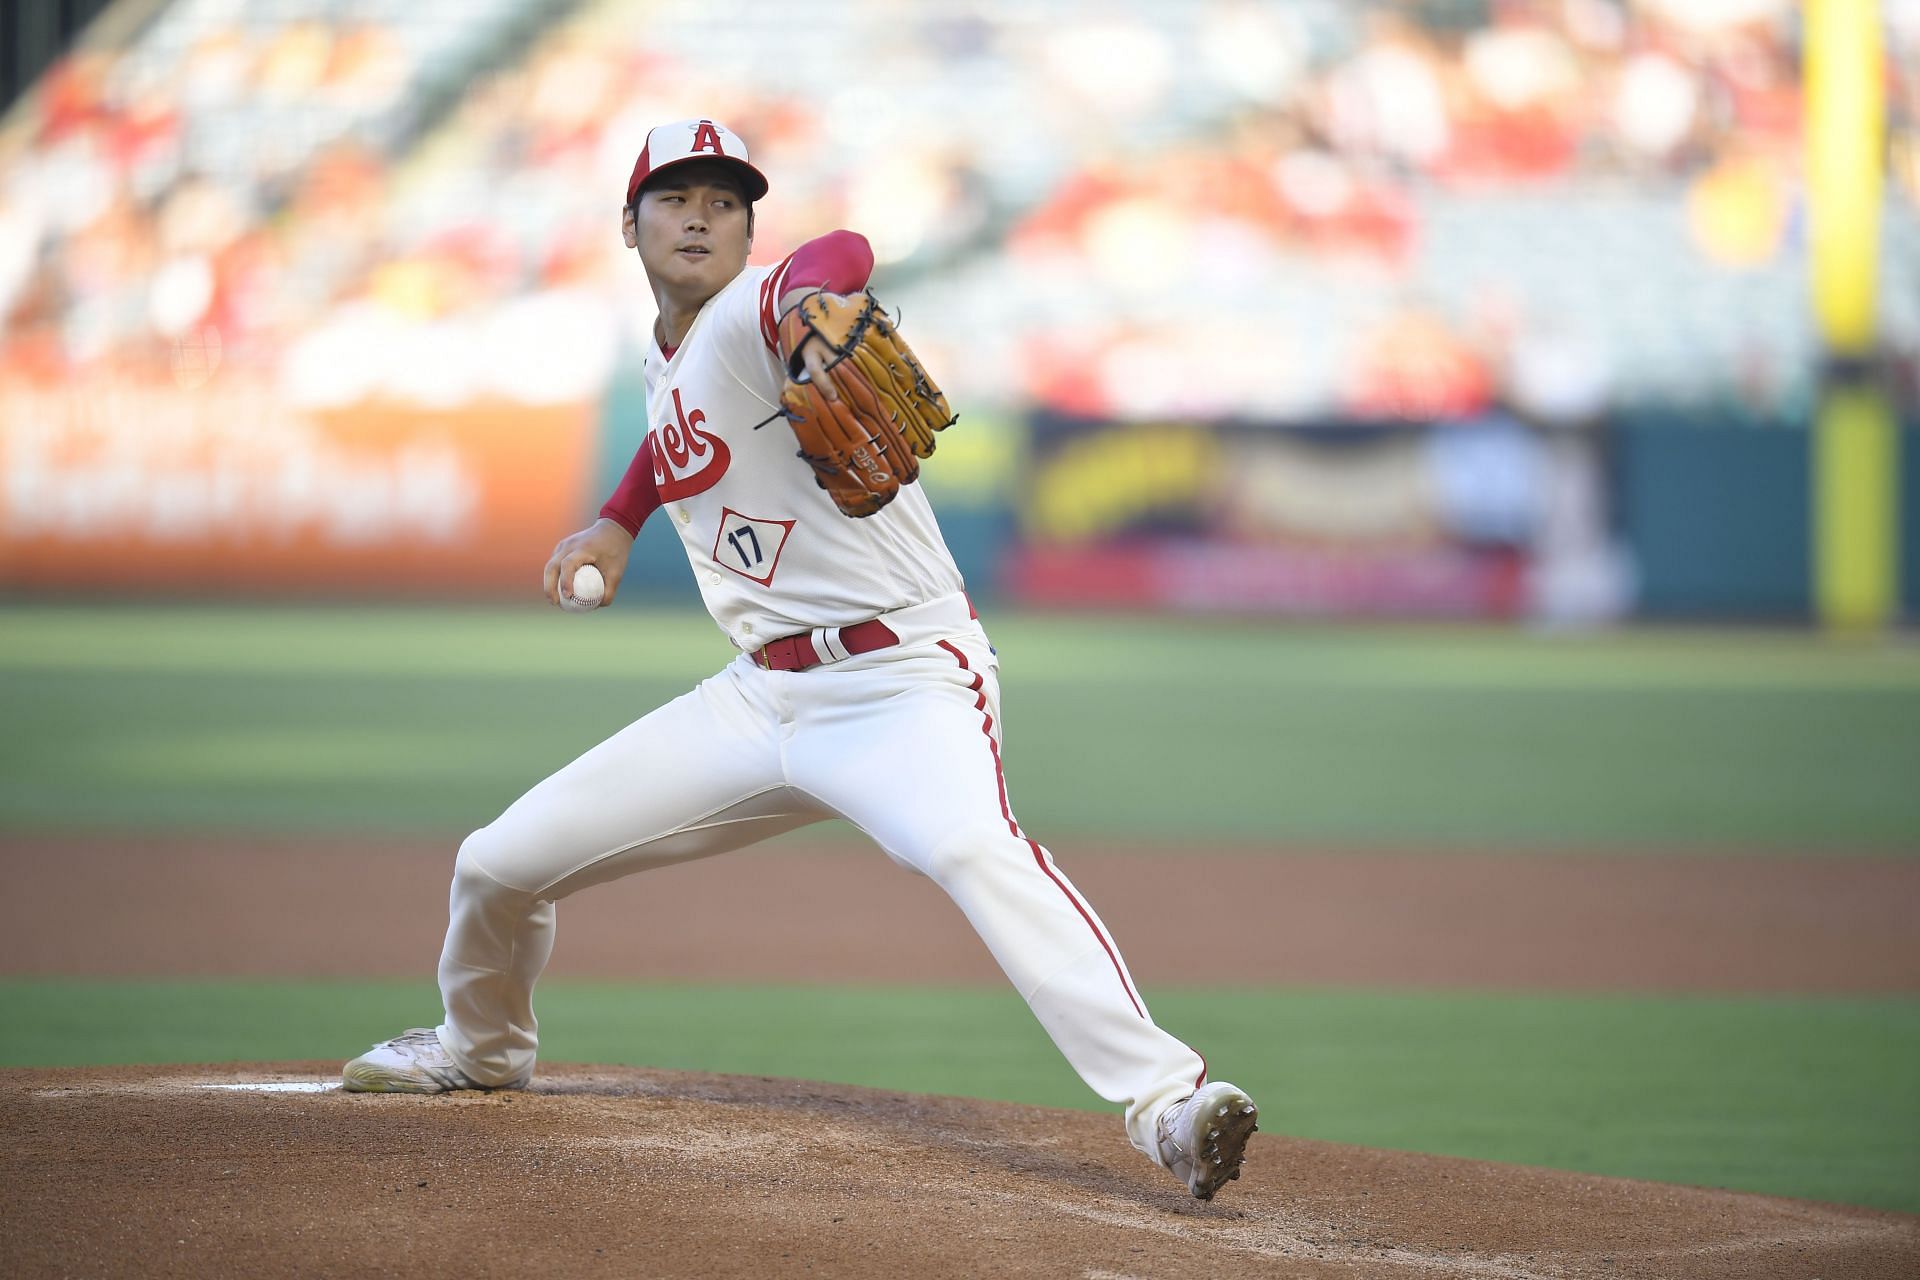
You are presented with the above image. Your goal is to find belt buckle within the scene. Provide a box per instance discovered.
[756,636,798,670]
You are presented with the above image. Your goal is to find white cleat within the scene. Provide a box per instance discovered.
[1154,1081,1258,1201]
[341,1027,528,1094]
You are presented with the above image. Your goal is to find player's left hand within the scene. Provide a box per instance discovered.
[792,334,841,402]
[779,287,841,403]
[774,289,955,518]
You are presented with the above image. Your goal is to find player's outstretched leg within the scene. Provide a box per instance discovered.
[786,633,1259,1198]
[912,820,1260,1199]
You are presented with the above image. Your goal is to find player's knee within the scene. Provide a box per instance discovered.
[922,823,1017,886]
[452,826,525,902]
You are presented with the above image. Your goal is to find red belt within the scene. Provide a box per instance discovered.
[752,618,899,671]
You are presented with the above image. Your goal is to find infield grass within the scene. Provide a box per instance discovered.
[1,978,1914,1215]
[3,604,1918,848]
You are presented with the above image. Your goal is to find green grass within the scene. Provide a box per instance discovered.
[2,604,1918,848]
[1,978,1914,1214]
[7,609,1909,1216]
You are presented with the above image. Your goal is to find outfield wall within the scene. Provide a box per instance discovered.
[1616,414,1920,619]
[0,373,596,596]
[3,370,1916,621]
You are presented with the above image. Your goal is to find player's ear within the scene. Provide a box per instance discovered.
[746,204,755,248]
[621,203,639,250]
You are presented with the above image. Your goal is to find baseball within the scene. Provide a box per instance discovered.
[562,564,605,613]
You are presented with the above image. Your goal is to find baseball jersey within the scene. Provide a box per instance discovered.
[638,260,964,650]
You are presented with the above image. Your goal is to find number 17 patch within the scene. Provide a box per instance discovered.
[712,508,796,586]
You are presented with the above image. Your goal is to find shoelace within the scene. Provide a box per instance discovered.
[1157,1098,1195,1163]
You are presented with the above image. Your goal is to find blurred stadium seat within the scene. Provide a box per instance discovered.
[4,0,1913,413]
[1,0,1915,617]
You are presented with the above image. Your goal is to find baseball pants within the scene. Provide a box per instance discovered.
[435,613,1206,1157]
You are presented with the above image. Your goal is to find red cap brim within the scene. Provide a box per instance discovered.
[626,150,769,206]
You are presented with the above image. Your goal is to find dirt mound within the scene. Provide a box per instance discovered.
[2,1065,1913,1279]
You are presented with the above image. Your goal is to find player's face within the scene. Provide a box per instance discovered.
[627,171,752,301]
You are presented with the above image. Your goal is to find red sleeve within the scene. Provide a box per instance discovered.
[759,230,875,350]
[784,229,874,294]
[598,434,662,536]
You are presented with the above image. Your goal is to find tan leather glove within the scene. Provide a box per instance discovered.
[776,290,956,517]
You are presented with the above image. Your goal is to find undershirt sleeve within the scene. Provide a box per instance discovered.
[598,433,663,535]
[783,229,874,295]
[757,230,876,351]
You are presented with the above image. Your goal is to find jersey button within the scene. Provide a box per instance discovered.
[708,573,721,586]
[677,508,691,524]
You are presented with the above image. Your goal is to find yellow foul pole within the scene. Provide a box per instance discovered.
[1806,0,1898,627]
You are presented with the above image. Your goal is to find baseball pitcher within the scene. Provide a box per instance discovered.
[342,118,1257,1201]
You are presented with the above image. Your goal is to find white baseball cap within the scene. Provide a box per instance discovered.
[625,118,769,206]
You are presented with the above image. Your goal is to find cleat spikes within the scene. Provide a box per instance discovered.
[1154,1081,1258,1202]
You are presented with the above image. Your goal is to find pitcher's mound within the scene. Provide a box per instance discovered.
[3,1063,1913,1279]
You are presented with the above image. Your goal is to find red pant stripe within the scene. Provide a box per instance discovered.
[937,640,1146,1019]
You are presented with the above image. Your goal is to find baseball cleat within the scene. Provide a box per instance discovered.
[341,1027,529,1093]
[1154,1081,1258,1200]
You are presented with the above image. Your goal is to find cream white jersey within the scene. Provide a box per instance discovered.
[640,262,964,649]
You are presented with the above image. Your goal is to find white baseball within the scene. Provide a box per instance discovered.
[562,564,605,613]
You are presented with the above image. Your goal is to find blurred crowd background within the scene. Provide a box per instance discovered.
[2,0,1917,621]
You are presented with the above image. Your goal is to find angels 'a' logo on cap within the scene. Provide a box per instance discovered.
[627,117,770,205]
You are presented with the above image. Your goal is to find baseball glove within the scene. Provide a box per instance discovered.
[776,289,956,518]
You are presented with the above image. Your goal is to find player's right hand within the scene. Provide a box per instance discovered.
[543,518,634,609]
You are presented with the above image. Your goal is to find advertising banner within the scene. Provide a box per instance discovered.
[0,375,593,595]
[1006,415,1543,618]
